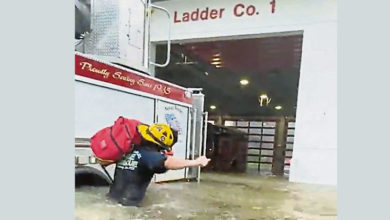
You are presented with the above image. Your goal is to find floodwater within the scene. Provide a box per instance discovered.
[75,172,337,220]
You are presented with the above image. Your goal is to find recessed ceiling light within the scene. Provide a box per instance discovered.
[212,57,221,61]
[211,61,222,65]
[240,79,249,86]
[210,105,216,110]
[213,53,221,57]
[215,65,222,68]
[275,105,282,110]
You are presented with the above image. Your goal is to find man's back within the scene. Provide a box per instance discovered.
[108,146,167,206]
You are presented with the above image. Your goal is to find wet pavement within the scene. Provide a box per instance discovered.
[75,172,337,220]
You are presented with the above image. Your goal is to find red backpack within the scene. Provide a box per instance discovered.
[90,117,143,164]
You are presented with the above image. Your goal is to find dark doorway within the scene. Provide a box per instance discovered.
[155,33,303,118]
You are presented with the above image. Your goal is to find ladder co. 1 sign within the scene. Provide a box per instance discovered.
[173,1,276,23]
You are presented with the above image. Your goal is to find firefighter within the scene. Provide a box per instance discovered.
[108,123,210,207]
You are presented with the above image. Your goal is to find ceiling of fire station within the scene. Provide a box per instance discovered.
[155,34,303,117]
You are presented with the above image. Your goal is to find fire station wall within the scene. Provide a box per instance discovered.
[151,0,337,185]
[289,21,337,185]
[150,0,336,42]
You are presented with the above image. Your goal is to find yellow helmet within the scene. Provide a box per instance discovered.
[137,123,177,151]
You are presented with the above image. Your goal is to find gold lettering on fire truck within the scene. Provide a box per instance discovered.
[153,84,171,95]
[113,72,136,85]
[79,62,110,79]
[137,79,153,89]
[79,61,173,95]
[163,87,171,95]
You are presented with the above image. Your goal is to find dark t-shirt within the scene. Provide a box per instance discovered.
[108,146,167,206]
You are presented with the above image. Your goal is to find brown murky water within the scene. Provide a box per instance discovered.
[75,172,337,220]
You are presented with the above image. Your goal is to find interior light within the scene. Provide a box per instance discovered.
[260,94,268,99]
[259,94,271,107]
[211,61,222,65]
[212,57,221,61]
[204,71,209,76]
[240,79,249,86]
[210,105,216,110]
[215,65,222,68]
[275,105,282,110]
[213,53,221,57]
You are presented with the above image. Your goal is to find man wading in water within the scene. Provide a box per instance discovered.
[108,123,210,206]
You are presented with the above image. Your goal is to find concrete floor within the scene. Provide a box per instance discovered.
[75,172,337,220]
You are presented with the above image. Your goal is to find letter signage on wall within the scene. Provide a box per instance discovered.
[151,0,337,42]
[172,2,277,23]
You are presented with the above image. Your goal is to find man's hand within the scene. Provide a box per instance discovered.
[195,156,211,167]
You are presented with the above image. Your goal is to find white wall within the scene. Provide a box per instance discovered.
[289,21,337,185]
[151,0,337,185]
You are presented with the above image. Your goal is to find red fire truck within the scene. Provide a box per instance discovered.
[75,0,207,185]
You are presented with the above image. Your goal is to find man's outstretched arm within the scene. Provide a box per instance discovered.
[164,156,210,170]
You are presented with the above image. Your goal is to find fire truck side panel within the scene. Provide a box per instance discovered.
[75,80,155,137]
[75,79,194,183]
[154,100,189,182]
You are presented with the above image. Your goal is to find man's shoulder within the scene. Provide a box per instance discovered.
[135,147,162,156]
[136,147,167,163]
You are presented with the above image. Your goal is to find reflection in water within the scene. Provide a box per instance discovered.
[75,173,337,220]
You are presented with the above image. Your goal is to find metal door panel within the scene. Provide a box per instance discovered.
[154,100,189,182]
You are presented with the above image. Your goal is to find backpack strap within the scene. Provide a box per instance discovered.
[123,123,135,154]
[110,117,135,159]
[109,126,125,157]
[120,116,132,140]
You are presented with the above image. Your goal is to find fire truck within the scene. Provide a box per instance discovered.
[75,0,207,185]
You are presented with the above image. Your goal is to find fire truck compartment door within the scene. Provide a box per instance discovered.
[75,80,155,138]
[154,100,189,182]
